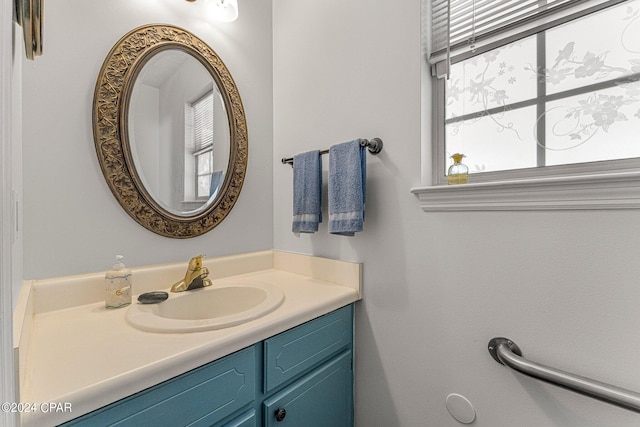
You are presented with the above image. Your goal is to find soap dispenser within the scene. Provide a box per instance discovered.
[447,153,469,185]
[105,255,132,309]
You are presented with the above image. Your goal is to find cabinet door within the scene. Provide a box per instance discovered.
[263,351,353,427]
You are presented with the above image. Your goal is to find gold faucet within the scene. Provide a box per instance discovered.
[170,255,213,292]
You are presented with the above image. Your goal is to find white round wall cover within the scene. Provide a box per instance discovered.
[445,393,476,424]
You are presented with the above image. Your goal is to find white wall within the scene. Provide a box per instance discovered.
[21,0,273,279]
[131,84,160,197]
[273,1,640,426]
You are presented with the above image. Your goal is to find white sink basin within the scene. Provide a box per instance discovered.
[126,281,285,333]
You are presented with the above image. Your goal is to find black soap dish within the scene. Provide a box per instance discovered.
[137,291,169,304]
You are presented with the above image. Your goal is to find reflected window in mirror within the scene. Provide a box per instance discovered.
[186,88,229,208]
[186,89,215,205]
[187,87,229,204]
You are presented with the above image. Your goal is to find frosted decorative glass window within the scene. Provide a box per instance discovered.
[439,0,640,180]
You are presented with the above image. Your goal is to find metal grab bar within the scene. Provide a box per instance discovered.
[488,337,640,414]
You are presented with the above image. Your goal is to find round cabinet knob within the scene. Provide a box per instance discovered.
[275,408,287,422]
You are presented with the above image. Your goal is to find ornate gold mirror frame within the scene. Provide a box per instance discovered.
[93,25,248,238]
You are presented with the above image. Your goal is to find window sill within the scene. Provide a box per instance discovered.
[410,171,640,211]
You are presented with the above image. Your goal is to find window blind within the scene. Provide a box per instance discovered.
[193,90,214,154]
[429,0,627,65]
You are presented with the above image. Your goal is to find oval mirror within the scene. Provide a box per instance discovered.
[128,49,231,217]
[93,25,248,238]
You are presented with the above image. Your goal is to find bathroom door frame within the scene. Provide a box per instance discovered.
[1,0,18,425]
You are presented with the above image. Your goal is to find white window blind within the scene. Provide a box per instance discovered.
[193,91,214,154]
[430,0,627,67]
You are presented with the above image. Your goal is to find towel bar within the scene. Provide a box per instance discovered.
[281,138,383,166]
[488,337,640,413]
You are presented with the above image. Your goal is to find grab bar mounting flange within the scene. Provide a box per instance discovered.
[488,337,522,364]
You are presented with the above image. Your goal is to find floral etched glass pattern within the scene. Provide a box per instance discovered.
[545,3,640,95]
[545,86,640,165]
[446,36,537,121]
[444,0,640,175]
[446,106,537,172]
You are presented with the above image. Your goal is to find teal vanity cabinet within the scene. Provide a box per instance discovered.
[262,351,352,427]
[61,305,354,427]
[262,303,353,427]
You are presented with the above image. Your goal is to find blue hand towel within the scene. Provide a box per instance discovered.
[292,150,322,233]
[328,139,366,236]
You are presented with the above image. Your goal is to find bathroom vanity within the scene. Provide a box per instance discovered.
[62,305,353,427]
[13,251,361,427]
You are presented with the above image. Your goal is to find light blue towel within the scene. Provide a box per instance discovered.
[328,139,366,236]
[292,150,322,233]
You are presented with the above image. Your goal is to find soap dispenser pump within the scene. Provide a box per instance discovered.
[105,255,132,309]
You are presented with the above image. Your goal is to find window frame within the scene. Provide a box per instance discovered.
[194,146,213,200]
[186,89,216,202]
[414,0,640,211]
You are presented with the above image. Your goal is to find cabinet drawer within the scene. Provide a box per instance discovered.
[63,346,255,427]
[263,351,353,427]
[264,305,352,392]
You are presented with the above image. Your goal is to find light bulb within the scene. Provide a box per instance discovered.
[208,0,238,22]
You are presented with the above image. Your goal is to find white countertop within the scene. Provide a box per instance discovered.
[14,251,361,427]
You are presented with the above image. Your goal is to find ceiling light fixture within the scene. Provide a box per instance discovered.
[185,0,239,23]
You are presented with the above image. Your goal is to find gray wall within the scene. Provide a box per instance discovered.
[273,0,640,426]
[21,0,273,279]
